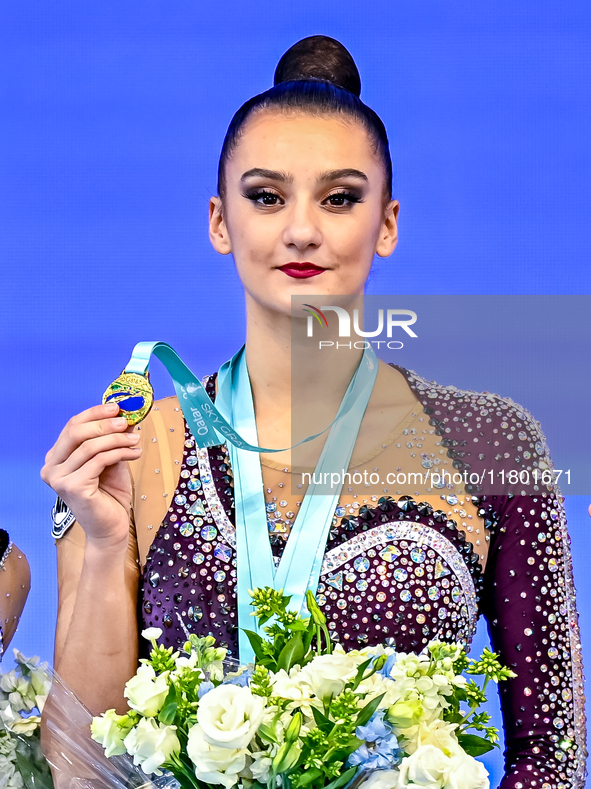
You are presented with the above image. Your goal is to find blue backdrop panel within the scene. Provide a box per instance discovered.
[1,2,590,785]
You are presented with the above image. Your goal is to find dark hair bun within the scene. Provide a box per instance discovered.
[273,35,361,98]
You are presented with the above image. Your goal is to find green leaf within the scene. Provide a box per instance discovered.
[243,629,267,662]
[293,767,323,787]
[311,705,334,733]
[323,766,359,789]
[278,632,306,673]
[443,709,465,724]
[303,623,315,654]
[158,684,178,725]
[14,751,54,789]
[352,658,373,685]
[457,732,496,756]
[286,620,308,633]
[355,692,386,729]
[331,737,364,759]
[257,722,281,745]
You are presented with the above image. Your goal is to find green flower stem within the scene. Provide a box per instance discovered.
[166,753,203,789]
[457,677,490,729]
[321,623,332,655]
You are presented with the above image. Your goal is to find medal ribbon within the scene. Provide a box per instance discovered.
[123,342,378,661]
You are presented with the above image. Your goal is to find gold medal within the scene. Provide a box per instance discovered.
[102,371,154,426]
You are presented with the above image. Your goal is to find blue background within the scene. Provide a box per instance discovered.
[1,2,590,784]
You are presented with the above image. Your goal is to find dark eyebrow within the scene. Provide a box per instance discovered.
[241,168,294,183]
[317,168,368,183]
[240,167,369,184]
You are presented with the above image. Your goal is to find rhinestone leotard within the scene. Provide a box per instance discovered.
[137,365,587,788]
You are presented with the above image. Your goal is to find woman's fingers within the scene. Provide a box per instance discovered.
[53,431,141,480]
[44,404,128,467]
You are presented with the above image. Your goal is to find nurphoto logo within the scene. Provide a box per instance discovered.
[303,305,418,349]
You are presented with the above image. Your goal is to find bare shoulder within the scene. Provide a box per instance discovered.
[372,359,421,410]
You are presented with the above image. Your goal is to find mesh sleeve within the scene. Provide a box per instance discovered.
[480,489,587,788]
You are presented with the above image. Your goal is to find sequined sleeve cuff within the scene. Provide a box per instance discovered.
[0,529,11,570]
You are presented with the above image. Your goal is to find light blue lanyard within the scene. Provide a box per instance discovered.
[123,342,378,662]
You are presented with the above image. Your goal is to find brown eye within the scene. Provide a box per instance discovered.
[243,190,283,206]
[325,191,363,207]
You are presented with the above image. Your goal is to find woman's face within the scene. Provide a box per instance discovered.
[209,110,399,317]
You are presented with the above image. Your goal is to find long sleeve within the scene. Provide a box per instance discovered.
[480,489,587,788]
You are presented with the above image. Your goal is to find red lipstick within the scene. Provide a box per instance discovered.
[278,262,326,279]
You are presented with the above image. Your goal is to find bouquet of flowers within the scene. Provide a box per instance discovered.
[91,588,515,789]
[0,649,54,789]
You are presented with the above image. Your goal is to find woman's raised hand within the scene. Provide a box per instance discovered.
[41,403,141,550]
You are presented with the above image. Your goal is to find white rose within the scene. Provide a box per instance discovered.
[91,709,135,757]
[124,665,170,717]
[298,651,359,702]
[123,716,180,775]
[197,685,266,750]
[358,770,402,789]
[407,721,462,758]
[444,751,489,789]
[398,744,451,789]
[187,723,248,789]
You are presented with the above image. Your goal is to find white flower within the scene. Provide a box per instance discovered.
[389,652,431,681]
[174,651,200,670]
[91,709,135,757]
[0,729,22,789]
[204,650,227,682]
[270,669,316,716]
[186,723,248,789]
[124,665,170,717]
[248,751,273,783]
[445,751,489,789]
[123,716,180,775]
[141,627,163,642]
[358,770,401,789]
[11,651,41,673]
[398,744,450,788]
[408,721,462,758]
[197,685,266,750]
[8,714,41,736]
[385,656,455,730]
[0,699,39,736]
[0,753,23,789]
[0,672,33,713]
[298,649,359,702]
[357,671,397,709]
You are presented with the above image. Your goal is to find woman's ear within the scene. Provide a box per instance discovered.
[375,199,399,258]
[208,196,232,255]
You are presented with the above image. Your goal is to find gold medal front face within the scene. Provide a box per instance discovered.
[102,372,154,426]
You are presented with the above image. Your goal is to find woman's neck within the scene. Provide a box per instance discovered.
[243,297,363,422]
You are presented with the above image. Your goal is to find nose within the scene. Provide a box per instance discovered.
[281,196,322,252]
